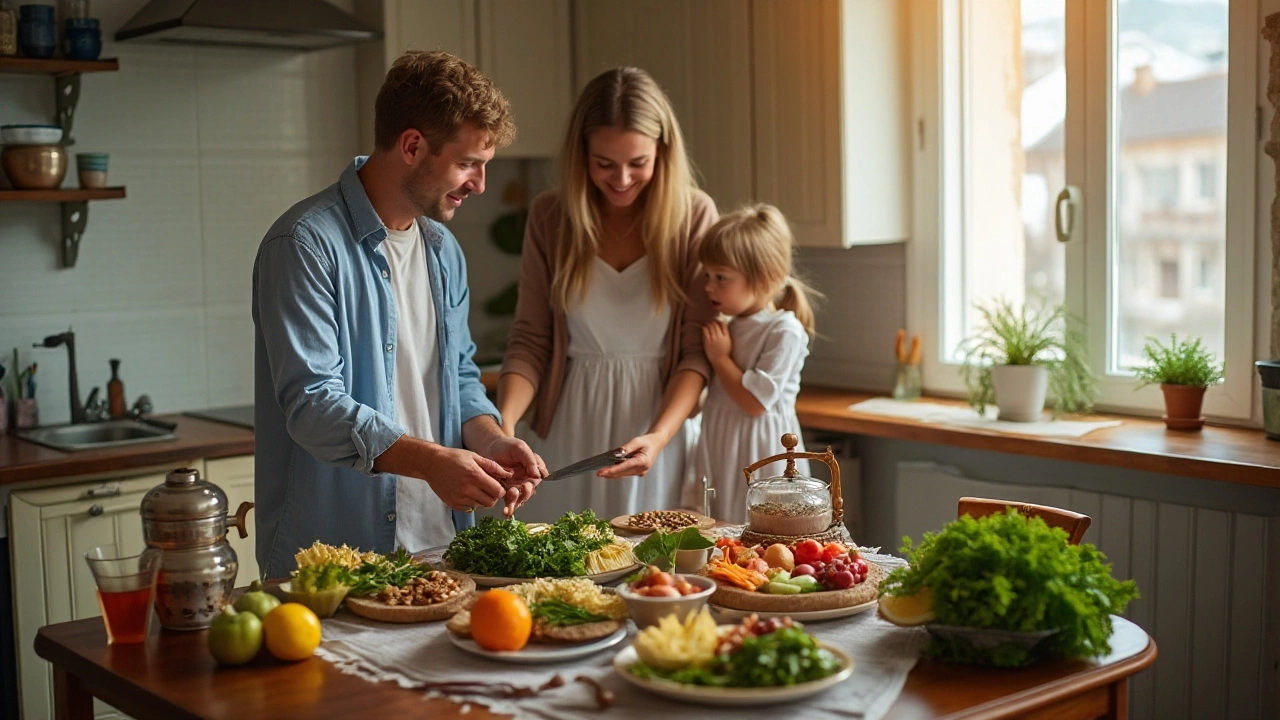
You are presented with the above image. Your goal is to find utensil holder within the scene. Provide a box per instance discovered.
[13,397,37,429]
[892,363,922,400]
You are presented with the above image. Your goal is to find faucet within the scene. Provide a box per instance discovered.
[34,329,85,425]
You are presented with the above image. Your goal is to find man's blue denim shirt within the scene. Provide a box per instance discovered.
[252,157,499,579]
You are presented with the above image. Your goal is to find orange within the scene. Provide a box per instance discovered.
[262,602,322,661]
[878,588,936,626]
[470,589,532,652]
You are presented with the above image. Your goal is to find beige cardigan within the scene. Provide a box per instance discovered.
[501,188,719,438]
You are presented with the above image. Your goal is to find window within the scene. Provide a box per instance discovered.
[910,0,1255,418]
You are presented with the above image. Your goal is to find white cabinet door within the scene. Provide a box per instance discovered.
[354,0,572,158]
[574,0,755,211]
[478,0,572,157]
[752,0,844,248]
[204,455,259,583]
[10,470,178,720]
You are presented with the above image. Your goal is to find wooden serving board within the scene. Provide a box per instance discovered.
[610,511,716,535]
[708,562,885,613]
[343,572,476,623]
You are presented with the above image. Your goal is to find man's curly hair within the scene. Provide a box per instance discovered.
[374,50,516,153]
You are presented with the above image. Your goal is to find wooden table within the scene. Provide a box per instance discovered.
[35,614,1154,720]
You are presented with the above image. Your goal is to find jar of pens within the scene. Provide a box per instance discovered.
[3,348,38,432]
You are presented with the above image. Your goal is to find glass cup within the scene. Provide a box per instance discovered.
[84,547,162,644]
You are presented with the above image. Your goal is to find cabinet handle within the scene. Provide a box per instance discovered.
[85,484,122,498]
[88,504,104,517]
[1054,186,1081,243]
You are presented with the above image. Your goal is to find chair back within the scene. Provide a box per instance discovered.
[957,497,1092,545]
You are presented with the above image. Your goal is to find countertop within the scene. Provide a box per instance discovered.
[795,387,1280,490]
[0,414,254,488]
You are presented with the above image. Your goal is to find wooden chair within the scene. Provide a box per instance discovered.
[957,497,1092,545]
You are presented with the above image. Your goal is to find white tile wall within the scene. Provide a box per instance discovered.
[0,2,360,423]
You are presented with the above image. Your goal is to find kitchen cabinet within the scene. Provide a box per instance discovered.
[573,0,909,247]
[8,456,256,720]
[353,0,572,157]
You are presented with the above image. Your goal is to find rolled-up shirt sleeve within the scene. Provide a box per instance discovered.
[741,322,810,410]
[255,233,406,473]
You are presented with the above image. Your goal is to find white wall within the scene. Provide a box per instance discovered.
[0,1,360,423]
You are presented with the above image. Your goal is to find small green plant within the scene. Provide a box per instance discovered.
[1132,334,1223,388]
[958,300,1097,416]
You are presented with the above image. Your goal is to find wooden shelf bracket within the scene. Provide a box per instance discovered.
[61,201,88,268]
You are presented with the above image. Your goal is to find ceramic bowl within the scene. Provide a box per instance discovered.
[1,124,64,145]
[616,574,715,629]
[271,581,350,619]
[2,144,67,189]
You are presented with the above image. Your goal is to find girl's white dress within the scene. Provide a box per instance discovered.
[692,308,811,524]
[516,256,691,523]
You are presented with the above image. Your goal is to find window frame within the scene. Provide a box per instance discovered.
[908,0,1258,420]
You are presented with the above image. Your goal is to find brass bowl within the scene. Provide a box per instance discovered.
[2,144,68,189]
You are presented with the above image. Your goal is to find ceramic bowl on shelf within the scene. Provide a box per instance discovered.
[1,124,64,145]
[2,144,67,189]
[75,152,108,188]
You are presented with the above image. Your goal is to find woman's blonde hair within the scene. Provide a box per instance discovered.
[698,204,821,336]
[552,67,697,311]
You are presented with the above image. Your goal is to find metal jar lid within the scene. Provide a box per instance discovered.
[140,467,227,522]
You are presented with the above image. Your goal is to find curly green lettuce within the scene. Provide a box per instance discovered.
[442,510,612,578]
[880,509,1138,665]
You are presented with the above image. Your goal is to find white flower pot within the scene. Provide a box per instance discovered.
[991,364,1048,422]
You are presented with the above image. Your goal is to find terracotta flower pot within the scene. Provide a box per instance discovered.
[1160,384,1206,431]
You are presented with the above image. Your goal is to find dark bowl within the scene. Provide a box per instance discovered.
[19,4,54,20]
[1257,361,1280,389]
[65,17,99,29]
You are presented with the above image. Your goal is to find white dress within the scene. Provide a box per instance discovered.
[516,256,691,523]
[693,308,811,524]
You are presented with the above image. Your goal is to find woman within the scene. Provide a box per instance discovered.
[499,67,717,522]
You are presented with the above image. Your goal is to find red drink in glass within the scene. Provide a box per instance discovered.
[95,581,156,644]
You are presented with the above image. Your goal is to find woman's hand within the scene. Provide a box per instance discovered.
[702,321,732,364]
[597,433,669,479]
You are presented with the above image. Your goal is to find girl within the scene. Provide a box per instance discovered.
[498,67,718,522]
[693,204,820,523]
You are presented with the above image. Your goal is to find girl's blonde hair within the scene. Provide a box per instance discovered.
[552,67,697,311]
[698,204,821,336]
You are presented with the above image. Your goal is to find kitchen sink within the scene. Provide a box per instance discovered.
[18,420,177,452]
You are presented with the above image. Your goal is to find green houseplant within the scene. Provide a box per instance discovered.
[959,300,1097,421]
[1133,334,1223,431]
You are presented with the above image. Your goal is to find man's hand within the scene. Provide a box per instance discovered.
[480,433,547,516]
[373,436,511,512]
[703,321,733,364]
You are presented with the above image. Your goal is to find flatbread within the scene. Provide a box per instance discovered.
[709,562,885,613]
[343,572,476,623]
[446,611,622,645]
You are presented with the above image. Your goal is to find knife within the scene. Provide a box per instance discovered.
[543,448,632,482]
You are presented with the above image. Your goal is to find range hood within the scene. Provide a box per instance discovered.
[115,0,381,51]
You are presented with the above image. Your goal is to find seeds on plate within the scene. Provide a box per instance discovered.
[628,510,701,532]
[376,571,465,606]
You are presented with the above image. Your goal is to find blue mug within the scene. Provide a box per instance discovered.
[18,4,54,21]
[64,26,100,60]
[17,9,54,59]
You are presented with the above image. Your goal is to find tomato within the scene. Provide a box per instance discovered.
[207,606,263,666]
[821,542,848,562]
[793,539,823,566]
[232,580,282,621]
[262,603,322,662]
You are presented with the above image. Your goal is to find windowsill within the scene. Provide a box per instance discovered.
[796,386,1280,490]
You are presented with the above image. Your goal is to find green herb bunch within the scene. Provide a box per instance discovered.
[958,299,1097,416]
[529,599,609,627]
[443,510,612,578]
[1132,333,1223,388]
[630,627,840,687]
[345,548,431,597]
[881,510,1138,666]
[632,527,715,572]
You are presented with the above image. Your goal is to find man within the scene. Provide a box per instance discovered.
[252,51,544,578]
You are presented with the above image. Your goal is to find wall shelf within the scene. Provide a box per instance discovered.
[0,58,122,268]
[0,57,118,76]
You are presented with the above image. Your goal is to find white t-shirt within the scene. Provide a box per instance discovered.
[382,221,452,552]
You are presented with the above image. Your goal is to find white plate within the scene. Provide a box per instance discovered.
[453,563,641,588]
[709,597,879,623]
[612,643,854,706]
[449,626,628,664]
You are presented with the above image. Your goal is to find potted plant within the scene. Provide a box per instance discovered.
[959,300,1097,422]
[1133,334,1223,431]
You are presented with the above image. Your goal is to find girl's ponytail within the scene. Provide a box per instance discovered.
[778,275,821,338]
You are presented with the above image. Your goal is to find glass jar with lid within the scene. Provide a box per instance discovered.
[741,434,847,545]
